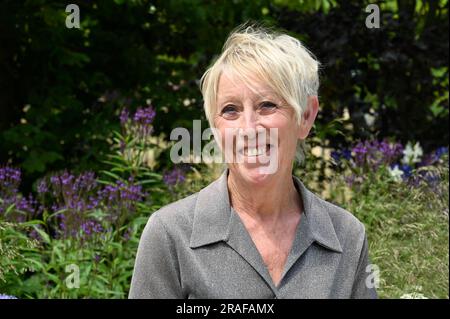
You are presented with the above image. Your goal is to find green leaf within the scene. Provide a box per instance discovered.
[100,170,123,181]
[30,225,51,244]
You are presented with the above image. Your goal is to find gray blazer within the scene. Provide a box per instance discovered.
[129,169,377,299]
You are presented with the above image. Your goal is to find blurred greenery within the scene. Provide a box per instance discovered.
[0,0,448,299]
[0,0,448,191]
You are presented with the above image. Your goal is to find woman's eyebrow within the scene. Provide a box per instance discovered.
[217,95,240,106]
[217,90,279,106]
[252,88,279,99]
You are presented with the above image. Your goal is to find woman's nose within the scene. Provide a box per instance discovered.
[242,107,258,129]
[239,107,267,143]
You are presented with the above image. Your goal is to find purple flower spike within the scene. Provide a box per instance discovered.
[331,151,341,163]
[163,167,186,187]
[81,220,104,237]
[37,179,48,194]
[352,142,368,166]
[133,106,156,125]
[435,146,449,158]
[120,108,130,125]
[0,166,21,194]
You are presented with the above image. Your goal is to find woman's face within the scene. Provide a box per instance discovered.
[214,70,315,185]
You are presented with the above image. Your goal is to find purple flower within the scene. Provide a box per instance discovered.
[435,146,449,158]
[120,108,129,125]
[352,142,368,166]
[350,139,405,171]
[37,179,48,194]
[0,294,18,299]
[96,179,145,225]
[408,169,442,190]
[0,167,21,183]
[99,180,144,204]
[0,191,37,222]
[163,167,186,187]
[44,171,102,240]
[81,220,104,236]
[341,149,352,160]
[0,165,148,242]
[0,166,39,222]
[400,164,413,179]
[331,149,352,164]
[131,106,156,138]
[48,171,97,207]
[77,172,97,191]
[0,166,21,196]
[29,225,45,242]
[60,171,74,186]
[419,146,449,167]
[344,174,364,190]
[379,140,404,164]
[331,151,341,163]
[119,105,158,142]
[133,106,156,125]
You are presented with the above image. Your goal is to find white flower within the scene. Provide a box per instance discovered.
[400,292,428,299]
[400,286,428,299]
[364,113,376,127]
[402,142,423,165]
[388,164,404,182]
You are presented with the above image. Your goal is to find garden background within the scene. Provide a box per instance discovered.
[0,0,448,299]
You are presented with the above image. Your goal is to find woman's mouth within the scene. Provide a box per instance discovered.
[238,144,273,157]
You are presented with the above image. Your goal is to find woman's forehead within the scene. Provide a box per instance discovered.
[217,70,278,101]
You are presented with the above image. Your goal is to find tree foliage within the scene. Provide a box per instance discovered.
[0,0,448,191]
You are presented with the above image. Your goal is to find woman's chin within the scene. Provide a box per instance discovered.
[231,162,275,185]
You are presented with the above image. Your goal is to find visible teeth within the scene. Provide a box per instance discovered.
[245,145,269,157]
[247,148,258,156]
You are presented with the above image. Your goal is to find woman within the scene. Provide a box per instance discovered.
[129,24,377,299]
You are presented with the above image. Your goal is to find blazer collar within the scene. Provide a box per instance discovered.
[189,168,343,254]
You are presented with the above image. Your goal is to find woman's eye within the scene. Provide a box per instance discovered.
[260,102,277,110]
[221,105,237,115]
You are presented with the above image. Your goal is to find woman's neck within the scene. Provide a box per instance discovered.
[227,170,303,223]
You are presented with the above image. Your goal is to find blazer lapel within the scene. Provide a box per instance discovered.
[225,207,278,292]
[189,168,343,294]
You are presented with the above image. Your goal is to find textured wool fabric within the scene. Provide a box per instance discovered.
[129,169,378,299]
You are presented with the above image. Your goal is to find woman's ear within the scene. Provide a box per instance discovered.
[297,96,319,140]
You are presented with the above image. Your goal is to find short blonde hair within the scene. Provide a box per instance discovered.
[200,23,320,163]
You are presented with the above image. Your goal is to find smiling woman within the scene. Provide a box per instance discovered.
[129,23,378,299]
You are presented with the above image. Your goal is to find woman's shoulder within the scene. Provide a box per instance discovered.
[312,193,367,240]
[295,176,366,239]
[146,192,200,230]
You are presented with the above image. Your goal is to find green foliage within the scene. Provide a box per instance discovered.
[0,0,271,189]
[1,145,448,298]
[0,105,175,298]
[339,162,449,298]
[275,0,449,150]
[0,0,448,299]
[1,215,149,298]
[0,221,39,283]
[1,0,448,192]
